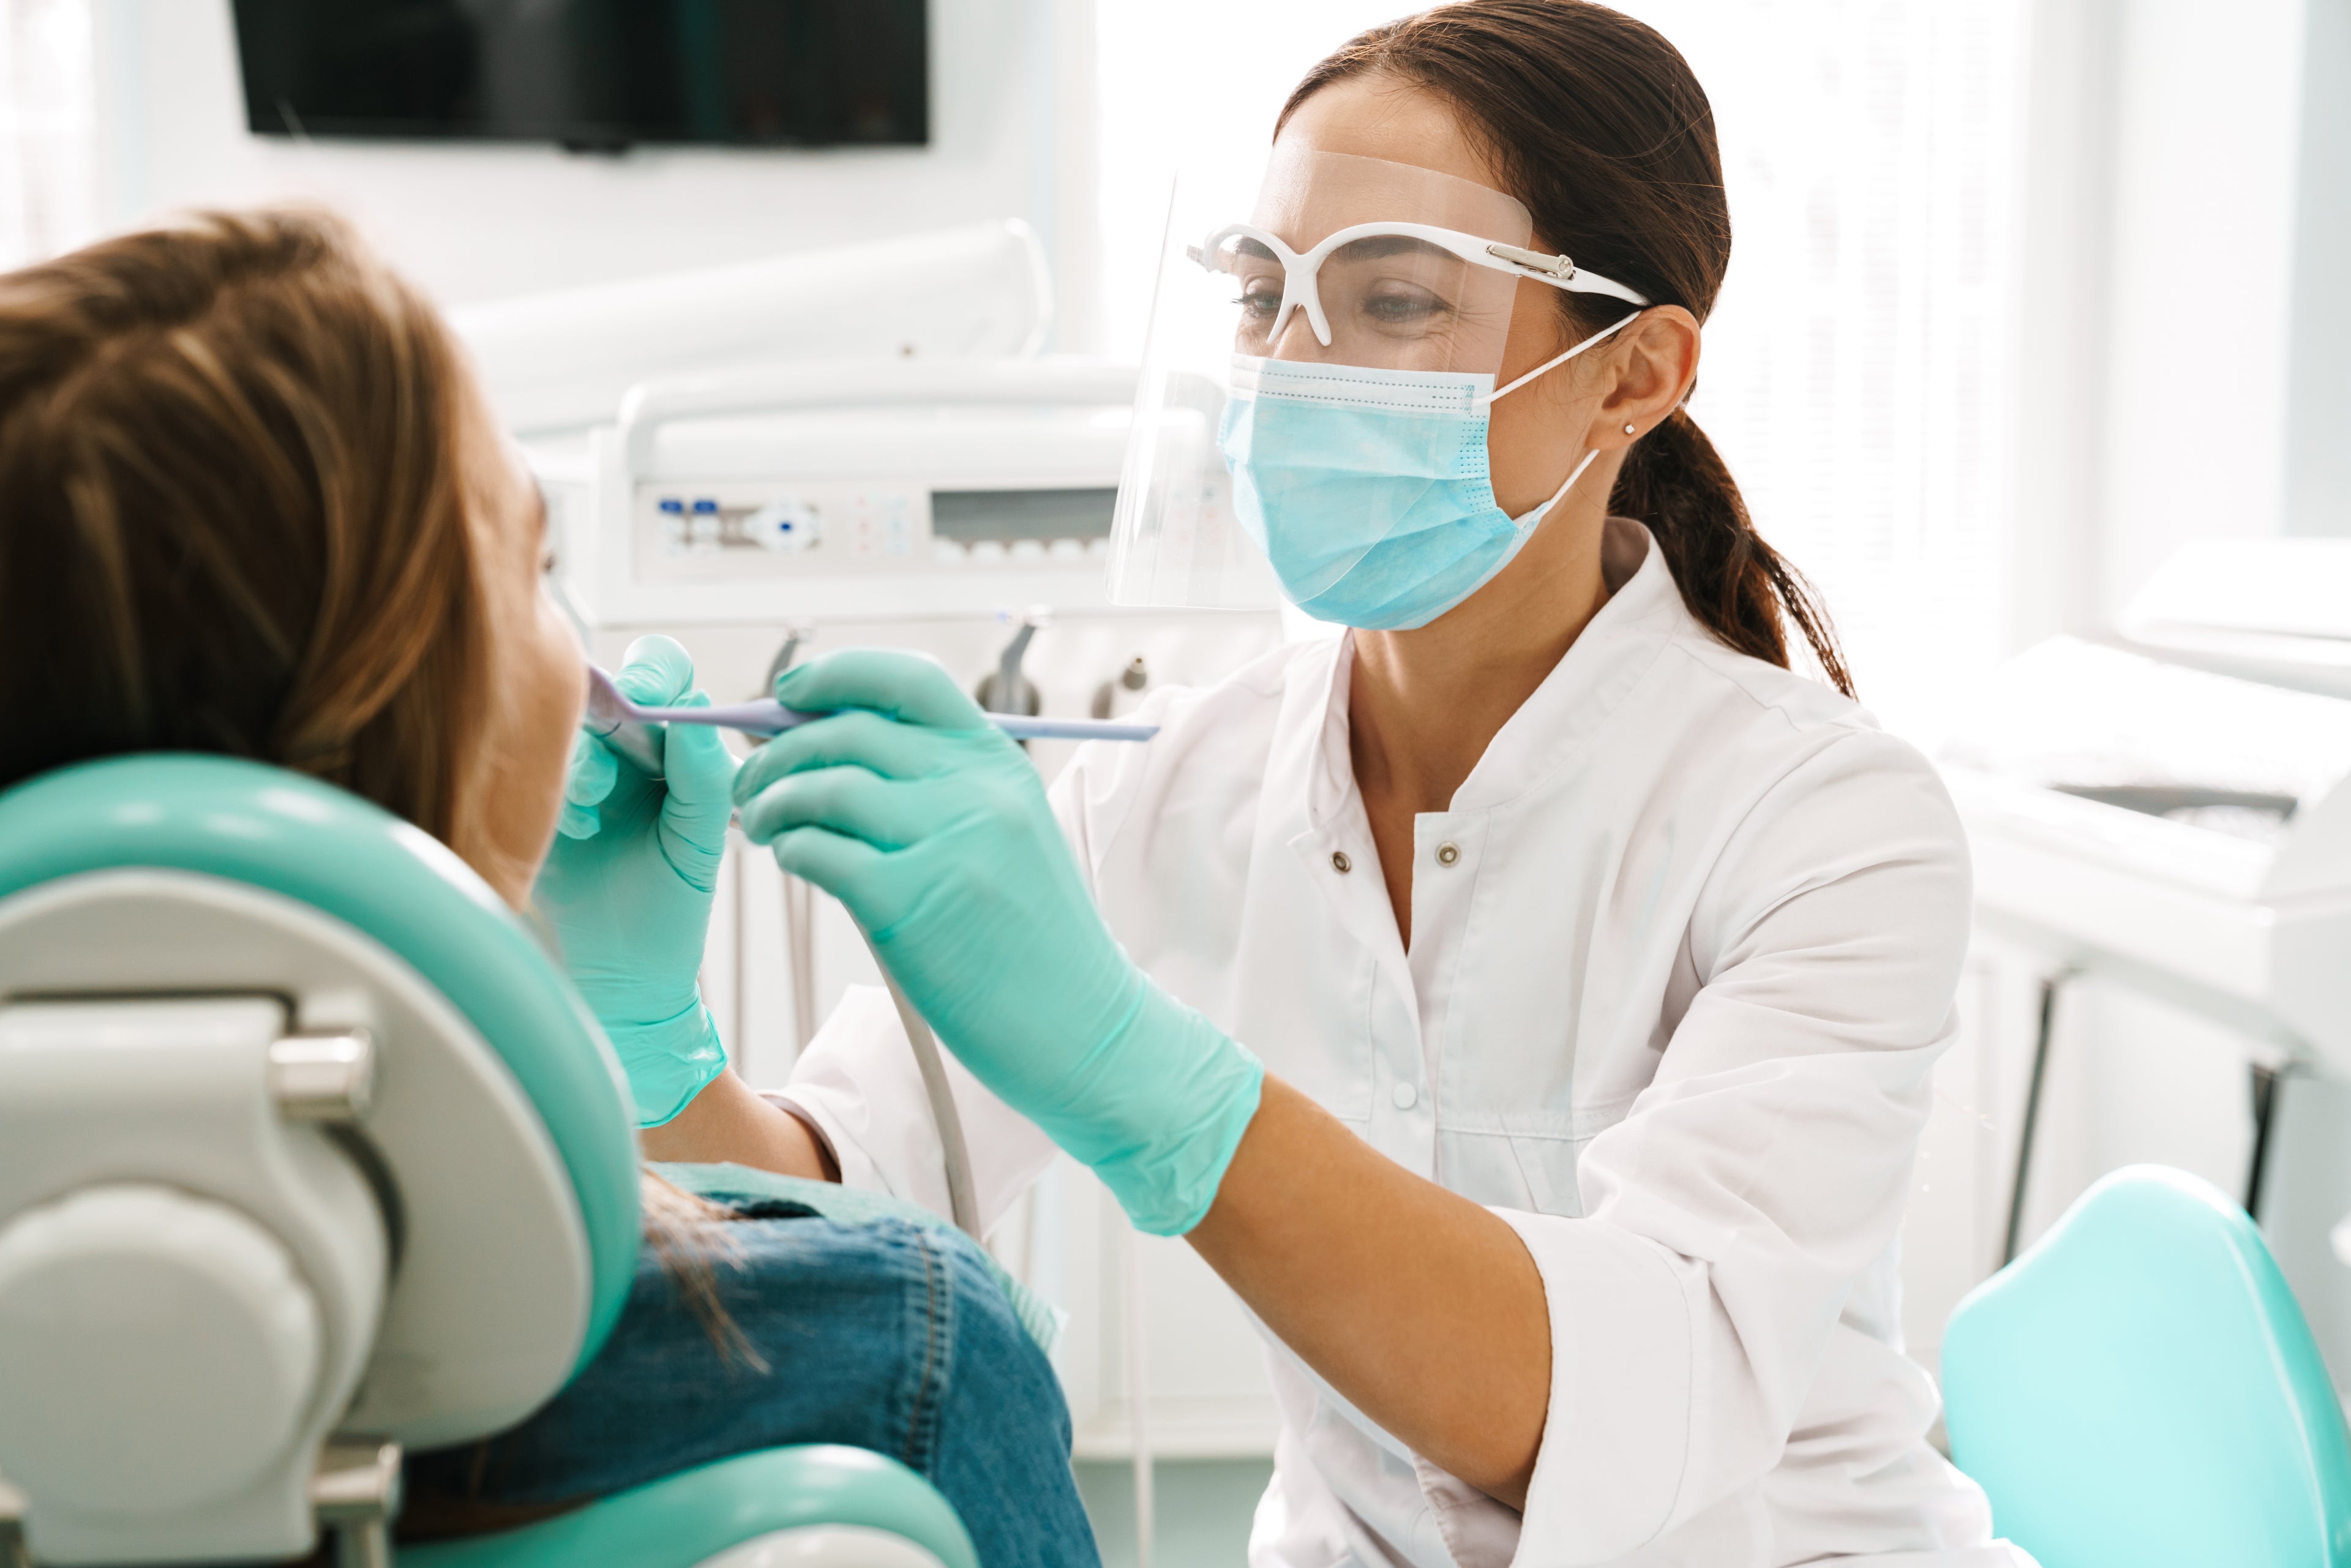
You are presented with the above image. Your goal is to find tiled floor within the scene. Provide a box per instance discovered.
[1074,1458,1275,1568]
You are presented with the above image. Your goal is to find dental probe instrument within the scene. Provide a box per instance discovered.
[583,665,1160,781]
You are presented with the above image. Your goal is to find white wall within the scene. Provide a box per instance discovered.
[90,0,1098,331]
[2006,0,2119,651]
[1994,0,2344,1305]
[0,0,99,267]
[2284,0,2351,536]
[2004,0,2329,625]
[1631,0,2028,742]
[2095,0,2308,618]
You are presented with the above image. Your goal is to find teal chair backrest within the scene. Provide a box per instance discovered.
[0,753,642,1368]
[1942,1165,2351,1568]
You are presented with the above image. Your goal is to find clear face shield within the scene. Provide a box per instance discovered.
[1106,149,1647,625]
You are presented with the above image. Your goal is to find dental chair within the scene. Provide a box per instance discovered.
[0,756,977,1568]
[1941,1165,2351,1568]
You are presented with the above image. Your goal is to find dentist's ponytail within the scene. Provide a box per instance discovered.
[1283,0,1854,699]
[1613,407,1852,699]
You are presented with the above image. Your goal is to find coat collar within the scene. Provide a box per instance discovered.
[1293,517,1687,831]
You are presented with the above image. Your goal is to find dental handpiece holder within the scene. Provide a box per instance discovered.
[977,610,1048,720]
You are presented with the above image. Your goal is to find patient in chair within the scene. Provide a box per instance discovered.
[0,209,1097,1567]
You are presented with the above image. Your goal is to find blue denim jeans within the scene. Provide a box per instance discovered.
[403,1198,1100,1568]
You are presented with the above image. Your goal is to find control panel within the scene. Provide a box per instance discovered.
[634,481,1116,580]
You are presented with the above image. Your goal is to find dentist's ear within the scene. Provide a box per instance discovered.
[1595,306,1701,451]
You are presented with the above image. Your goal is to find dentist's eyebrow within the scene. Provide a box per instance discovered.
[1328,234,1457,264]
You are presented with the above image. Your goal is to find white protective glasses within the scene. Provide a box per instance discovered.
[1189,219,1651,356]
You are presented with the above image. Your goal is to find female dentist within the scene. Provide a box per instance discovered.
[656,3,2030,1564]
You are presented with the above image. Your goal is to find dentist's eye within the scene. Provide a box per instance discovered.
[1235,279,1283,318]
[1360,282,1446,325]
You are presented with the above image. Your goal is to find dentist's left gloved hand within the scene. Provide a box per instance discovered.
[534,635,735,1128]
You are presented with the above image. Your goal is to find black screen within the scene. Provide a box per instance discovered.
[231,1,928,150]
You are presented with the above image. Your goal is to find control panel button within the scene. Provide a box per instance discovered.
[746,499,822,553]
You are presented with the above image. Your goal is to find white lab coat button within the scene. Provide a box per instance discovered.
[1435,841,1461,866]
[1392,1082,1419,1110]
[1331,850,1352,874]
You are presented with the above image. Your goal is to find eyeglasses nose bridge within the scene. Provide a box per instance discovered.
[1272,263,1332,348]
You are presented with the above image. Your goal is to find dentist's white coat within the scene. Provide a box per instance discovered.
[778,519,2030,1568]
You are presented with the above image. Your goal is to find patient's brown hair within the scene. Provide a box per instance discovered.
[0,208,493,855]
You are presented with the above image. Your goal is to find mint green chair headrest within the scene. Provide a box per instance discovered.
[1942,1164,2351,1567]
[0,754,640,1368]
[399,1445,980,1568]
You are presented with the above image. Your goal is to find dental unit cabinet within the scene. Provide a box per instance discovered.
[1938,537,2351,1391]
[574,356,1143,629]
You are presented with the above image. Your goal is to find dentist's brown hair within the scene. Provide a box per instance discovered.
[1283,0,1854,697]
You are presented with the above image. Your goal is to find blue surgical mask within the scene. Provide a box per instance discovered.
[1217,313,1637,630]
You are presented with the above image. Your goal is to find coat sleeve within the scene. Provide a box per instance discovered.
[1498,729,1972,1563]
[767,733,1138,1228]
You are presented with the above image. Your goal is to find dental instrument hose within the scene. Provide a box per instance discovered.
[860,927,983,1240]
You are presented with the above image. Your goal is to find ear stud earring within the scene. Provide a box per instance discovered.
[1624,423,1638,435]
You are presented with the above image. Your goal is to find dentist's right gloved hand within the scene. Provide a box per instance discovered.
[731,650,1263,1236]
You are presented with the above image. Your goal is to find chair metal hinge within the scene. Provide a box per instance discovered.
[0,1477,24,1568]
[269,1029,377,1122]
[0,1449,400,1567]
[313,1438,403,1568]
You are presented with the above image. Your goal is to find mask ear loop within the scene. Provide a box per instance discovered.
[1478,310,1643,407]
[1513,447,1602,528]
[1491,309,1643,527]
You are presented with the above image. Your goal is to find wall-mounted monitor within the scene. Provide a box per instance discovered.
[230,0,929,152]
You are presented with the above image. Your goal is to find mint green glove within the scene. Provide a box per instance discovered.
[730,650,1263,1236]
[535,635,735,1128]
